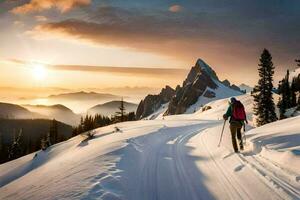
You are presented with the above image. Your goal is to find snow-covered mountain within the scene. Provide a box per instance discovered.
[1,93,299,200]
[166,59,244,115]
[137,59,244,119]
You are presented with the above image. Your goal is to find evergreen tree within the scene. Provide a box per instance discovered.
[8,129,23,160]
[127,112,136,121]
[277,70,293,118]
[116,98,126,122]
[49,119,58,144]
[26,136,33,154]
[41,137,47,151]
[285,70,292,108]
[0,132,3,158]
[277,97,286,119]
[252,49,277,126]
[0,132,6,163]
[83,115,94,131]
[291,77,297,107]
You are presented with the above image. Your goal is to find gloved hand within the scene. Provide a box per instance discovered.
[223,114,228,120]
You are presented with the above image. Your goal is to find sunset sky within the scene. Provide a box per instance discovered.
[0,0,300,99]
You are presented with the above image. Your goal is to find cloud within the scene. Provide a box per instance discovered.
[13,20,24,27]
[169,5,182,13]
[25,5,300,77]
[25,6,217,61]
[11,0,91,14]
[35,15,48,22]
[6,58,188,77]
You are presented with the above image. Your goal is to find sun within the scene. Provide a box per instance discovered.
[32,64,47,81]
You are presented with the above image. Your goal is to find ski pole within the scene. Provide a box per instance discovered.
[218,120,227,147]
[243,124,247,146]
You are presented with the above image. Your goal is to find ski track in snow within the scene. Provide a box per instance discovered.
[1,94,299,200]
[80,121,298,200]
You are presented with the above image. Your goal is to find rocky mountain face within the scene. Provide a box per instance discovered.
[136,86,175,119]
[165,59,219,115]
[136,58,244,118]
[222,80,245,93]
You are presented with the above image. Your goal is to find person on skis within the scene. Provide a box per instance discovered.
[223,97,247,153]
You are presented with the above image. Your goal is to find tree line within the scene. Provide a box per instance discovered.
[0,119,65,163]
[72,99,136,136]
[252,48,300,126]
[0,99,136,164]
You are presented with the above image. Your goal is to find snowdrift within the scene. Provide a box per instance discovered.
[247,116,300,174]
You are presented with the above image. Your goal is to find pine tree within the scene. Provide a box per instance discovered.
[116,98,126,122]
[277,70,295,118]
[277,78,287,119]
[291,77,297,107]
[285,70,292,108]
[252,49,277,126]
[26,136,33,154]
[0,132,3,155]
[127,112,136,121]
[8,129,23,160]
[0,132,5,163]
[49,119,58,144]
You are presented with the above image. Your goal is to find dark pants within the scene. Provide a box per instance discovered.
[229,121,243,152]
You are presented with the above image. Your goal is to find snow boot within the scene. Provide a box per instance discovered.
[240,144,244,151]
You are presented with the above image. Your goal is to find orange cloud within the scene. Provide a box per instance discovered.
[11,0,91,14]
[169,5,182,13]
[35,15,48,22]
[26,19,203,61]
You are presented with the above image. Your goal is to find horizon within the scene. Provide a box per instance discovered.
[1,0,300,102]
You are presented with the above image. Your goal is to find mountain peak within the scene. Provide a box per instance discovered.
[183,59,219,86]
[195,59,219,80]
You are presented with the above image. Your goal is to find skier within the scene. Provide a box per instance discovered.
[223,97,247,153]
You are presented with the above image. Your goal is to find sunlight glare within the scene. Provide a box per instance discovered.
[32,64,47,81]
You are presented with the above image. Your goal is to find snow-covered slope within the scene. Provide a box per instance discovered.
[186,81,242,114]
[0,94,299,200]
[144,103,169,120]
[246,116,300,174]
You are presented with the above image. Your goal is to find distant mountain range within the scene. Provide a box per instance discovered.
[0,102,81,126]
[88,101,138,117]
[44,91,123,113]
[239,84,253,93]
[0,99,138,126]
[23,104,81,126]
[0,102,42,119]
[48,91,120,101]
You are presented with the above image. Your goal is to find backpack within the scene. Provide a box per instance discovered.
[232,101,246,121]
